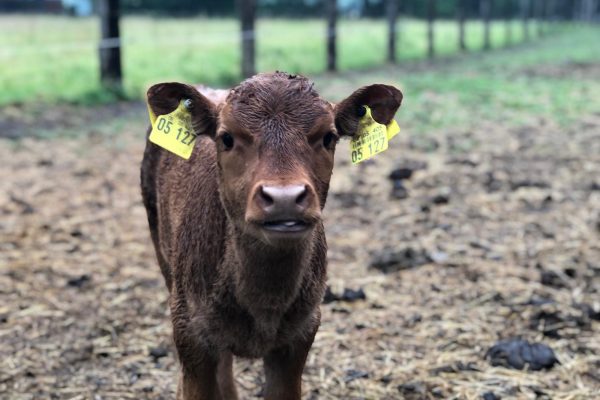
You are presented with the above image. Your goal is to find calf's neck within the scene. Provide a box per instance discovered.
[141,72,402,399]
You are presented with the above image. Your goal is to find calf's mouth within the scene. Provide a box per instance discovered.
[262,219,309,233]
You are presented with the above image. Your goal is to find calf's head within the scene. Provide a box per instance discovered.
[147,72,402,244]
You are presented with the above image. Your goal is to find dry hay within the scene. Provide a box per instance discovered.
[1,112,599,399]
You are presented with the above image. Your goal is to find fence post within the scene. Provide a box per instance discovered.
[521,0,530,40]
[98,0,122,90]
[326,0,337,71]
[457,0,467,51]
[387,0,399,63]
[427,0,436,59]
[482,0,492,50]
[581,0,598,21]
[239,0,256,78]
[534,0,543,36]
[505,0,513,45]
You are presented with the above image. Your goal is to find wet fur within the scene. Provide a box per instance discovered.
[141,72,402,399]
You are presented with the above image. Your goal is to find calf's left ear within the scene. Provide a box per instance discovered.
[334,84,403,137]
[147,82,218,138]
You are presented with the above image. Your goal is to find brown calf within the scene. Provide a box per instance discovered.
[141,72,402,399]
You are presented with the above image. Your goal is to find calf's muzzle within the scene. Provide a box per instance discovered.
[248,182,319,235]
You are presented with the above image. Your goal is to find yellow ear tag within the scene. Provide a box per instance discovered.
[386,119,401,141]
[350,105,400,164]
[148,100,197,160]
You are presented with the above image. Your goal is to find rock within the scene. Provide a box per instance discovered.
[389,167,414,181]
[149,346,169,361]
[344,369,369,382]
[575,303,600,321]
[589,181,600,191]
[398,381,427,398]
[341,288,366,302]
[484,172,503,192]
[430,187,451,205]
[431,193,450,205]
[391,180,409,200]
[482,391,501,400]
[369,247,431,273]
[322,286,337,304]
[540,270,569,288]
[485,339,559,371]
[323,286,366,304]
[66,274,91,288]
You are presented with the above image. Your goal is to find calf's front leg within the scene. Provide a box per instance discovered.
[176,356,220,400]
[262,330,317,400]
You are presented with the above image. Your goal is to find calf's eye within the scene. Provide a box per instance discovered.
[221,132,234,150]
[322,132,337,149]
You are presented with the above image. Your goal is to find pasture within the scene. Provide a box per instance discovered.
[0,15,535,105]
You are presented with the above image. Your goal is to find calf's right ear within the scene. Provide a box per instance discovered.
[147,82,218,138]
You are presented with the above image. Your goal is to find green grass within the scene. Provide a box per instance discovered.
[0,15,556,106]
[313,24,600,132]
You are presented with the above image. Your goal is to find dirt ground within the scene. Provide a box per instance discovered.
[1,72,600,399]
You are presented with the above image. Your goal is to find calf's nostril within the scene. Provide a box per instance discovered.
[259,185,274,206]
[295,185,308,206]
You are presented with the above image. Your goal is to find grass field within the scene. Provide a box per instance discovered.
[0,15,544,105]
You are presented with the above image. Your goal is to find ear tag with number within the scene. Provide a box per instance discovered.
[148,100,197,160]
[350,105,401,165]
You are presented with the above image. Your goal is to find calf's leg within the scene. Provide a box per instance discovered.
[216,351,238,400]
[262,330,317,400]
[176,355,220,400]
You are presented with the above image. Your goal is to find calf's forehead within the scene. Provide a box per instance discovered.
[221,74,334,135]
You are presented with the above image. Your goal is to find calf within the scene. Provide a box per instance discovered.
[141,72,402,400]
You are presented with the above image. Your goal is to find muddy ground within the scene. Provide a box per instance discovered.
[1,69,600,399]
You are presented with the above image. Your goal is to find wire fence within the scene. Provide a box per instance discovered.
[0,0,597,104]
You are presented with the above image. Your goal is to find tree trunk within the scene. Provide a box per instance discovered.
[98,0,122,90]
[238,0,256,78]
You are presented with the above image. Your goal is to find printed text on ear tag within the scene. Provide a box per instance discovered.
[350,105,400,165]
[148,100,197,160]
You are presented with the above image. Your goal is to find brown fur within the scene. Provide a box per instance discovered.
[141,72,402,400]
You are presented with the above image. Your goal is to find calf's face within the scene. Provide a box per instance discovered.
[147,73,402,244]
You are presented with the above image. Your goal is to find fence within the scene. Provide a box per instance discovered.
[94,0,598,90]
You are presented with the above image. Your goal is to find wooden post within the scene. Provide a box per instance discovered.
[505,0,513,45]
[387,0,399,63]
[427,0,436,59]
[534,0,543,36]
[457,0,467,51]
[521,0,530,40]
[482,0,492,50]
[239,0,256,78]
[326,0,337,71]
[98,0,122,90]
